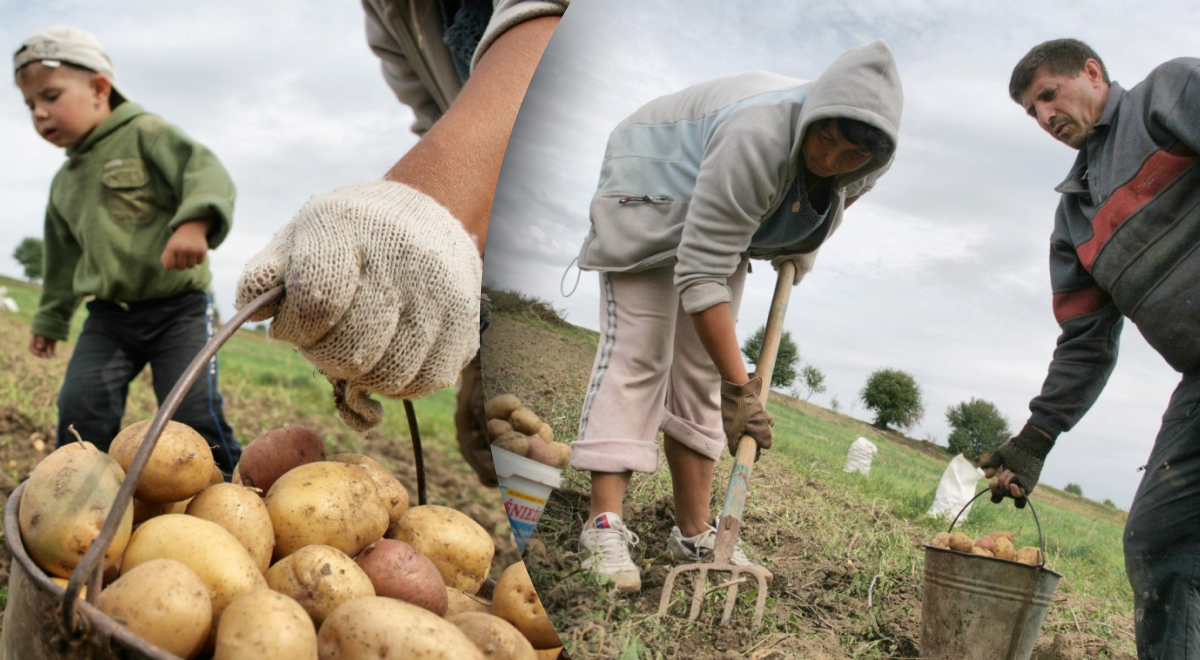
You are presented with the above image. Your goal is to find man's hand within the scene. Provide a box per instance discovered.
[720,374,774,459]
[980,424,1055,508]
[29,334,56,358]
[161,219,212,270]
[235,180,481,431]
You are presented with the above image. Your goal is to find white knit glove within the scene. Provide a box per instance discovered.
[770,252,817,285]
[236,181,482,431]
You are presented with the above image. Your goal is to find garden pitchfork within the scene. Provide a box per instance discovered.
[657,261,795,627]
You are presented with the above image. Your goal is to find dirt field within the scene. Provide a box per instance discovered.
[482,310,1136,660]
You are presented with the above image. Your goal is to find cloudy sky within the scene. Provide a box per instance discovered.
[0,0,414,317]
[484,0,1200,509]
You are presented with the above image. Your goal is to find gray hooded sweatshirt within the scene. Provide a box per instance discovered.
[576,40,904,314]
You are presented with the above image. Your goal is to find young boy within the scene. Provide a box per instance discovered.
[571,41,903,592]
[14,26,242,475]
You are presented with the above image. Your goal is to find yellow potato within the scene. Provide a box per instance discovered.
[536,649,564,660]
[121,513,267,650]
[133,497,192,525]
[508,408,543,435]
[265,461,389,560]
[993,537,1016,561]
[48,577,86,600]
[947,532,974,553]
[989,530,1015,543]
[525,437,569,468]
[929,532,951,549]
[487,419,514,439]
[265,544,375,628]
[327,453,410,528]
[388,505,494,594]
[1015,546,1044,565]
[446,587,492,617]
[493,432,531,457]
[492,561,560,650]
[535,424,554,443]
[19,444,132,577]
[449,612,537,660]
[108,420,215,503]
[185,483,275,573]
[214,589,317,660]
[970,546,995,558]
[97,558,211,660]
[317,596,484,659]
[485,394,523,421]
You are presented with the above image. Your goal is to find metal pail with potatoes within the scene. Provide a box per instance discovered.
[920,491,1062,660]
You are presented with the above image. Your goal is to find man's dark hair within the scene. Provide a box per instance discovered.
[1009,38,1109,103]
[826,118,894,161]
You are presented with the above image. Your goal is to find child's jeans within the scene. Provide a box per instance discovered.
[55,290,241,477]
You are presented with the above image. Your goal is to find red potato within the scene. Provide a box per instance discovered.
[234,426,326,493]
[355,539,448,616]
[973,536,996,553]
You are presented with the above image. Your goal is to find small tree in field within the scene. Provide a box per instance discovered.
[13,237,43,282]
[800,364,826,400]
[945,398,1010,461]
[1064,483,1083,496]
[860,368,924,430]
[741,325,800,389]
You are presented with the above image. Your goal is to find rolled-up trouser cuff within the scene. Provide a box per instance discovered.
[569,437,660,474]
[660,411,725,461]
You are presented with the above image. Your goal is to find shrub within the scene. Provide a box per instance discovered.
[1065,483,1083,496]
[860,368,924,430]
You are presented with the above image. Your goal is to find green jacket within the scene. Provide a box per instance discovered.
[32,102,235,340]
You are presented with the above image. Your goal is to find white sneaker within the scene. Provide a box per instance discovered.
[668,523,770,577]
[578,512,641,593]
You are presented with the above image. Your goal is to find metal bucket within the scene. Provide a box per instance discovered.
[0,287,283,660]
[920,491,1062,660]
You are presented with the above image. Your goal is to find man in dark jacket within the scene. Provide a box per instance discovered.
[984,38,1200,659]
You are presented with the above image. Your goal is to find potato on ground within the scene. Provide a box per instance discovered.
[327,453,409,528]
[185,482,275,573]
[492,561,560,650]
[485,394,522,421]
[266,544,375,628]
[121,514,267,649]
[97,558,211,660]
[235,426,327,493]
[214,589,317,660]
[265,461,389,560]
[19,443,132,577]
[446,587,492,617]
[388,505,494,594]
[108,420,215,503]
[450,612,537,660]
[355,539,446,615]
[317,596,483,660]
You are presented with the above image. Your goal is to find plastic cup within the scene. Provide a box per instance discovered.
[492,447,562,555]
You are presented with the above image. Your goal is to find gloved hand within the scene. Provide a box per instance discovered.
[769,253,815,285]
[236,180,482,431]
[720,374,774,459]
[979,424,1055,508]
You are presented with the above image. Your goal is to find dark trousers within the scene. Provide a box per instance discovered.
[1125,368,1200,659]
[55,291,241,476]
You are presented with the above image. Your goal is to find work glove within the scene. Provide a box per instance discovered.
[720,374,774,459]
[979,424,1055,508]
[769,253,815,285]
[235,180,482,431]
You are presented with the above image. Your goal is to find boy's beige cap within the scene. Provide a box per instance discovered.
[13,26,129,99]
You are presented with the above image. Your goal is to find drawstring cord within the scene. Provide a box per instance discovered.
[561,257,582,298]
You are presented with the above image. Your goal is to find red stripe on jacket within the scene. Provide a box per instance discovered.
[1053,286,1113,324]
[1077,143,1197,271]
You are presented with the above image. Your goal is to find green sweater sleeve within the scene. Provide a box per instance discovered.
[31,202,84,341]
[144,120,236,248]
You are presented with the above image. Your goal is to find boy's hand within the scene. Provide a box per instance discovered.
[29,335,57,358]
[234,180,482,431]
[161,219,212,270]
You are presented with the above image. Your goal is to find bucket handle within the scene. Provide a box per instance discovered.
[945,489,1048,569]
[61,286,284,639]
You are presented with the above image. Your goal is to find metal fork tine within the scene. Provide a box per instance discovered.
[688,567,709,620]
[721,570,741,624]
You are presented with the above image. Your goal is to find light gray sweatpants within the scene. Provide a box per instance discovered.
[570,261,748,474]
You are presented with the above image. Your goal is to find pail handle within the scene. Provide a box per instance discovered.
[61,286,284,639]
[946,489,1047,569]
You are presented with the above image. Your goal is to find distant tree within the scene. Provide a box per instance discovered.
[1103,499,1117,509]
[741,325,800,389]
[859,368,924,430]
[800,364,827,401]
[945,398,1010,461]
[13,237,43,282]
[1064,483,1083,496]
[829,396,841,413]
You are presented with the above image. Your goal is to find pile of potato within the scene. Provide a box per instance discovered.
[929,530,1045,565]
[17,421,565,660]
[485,394,571,469]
